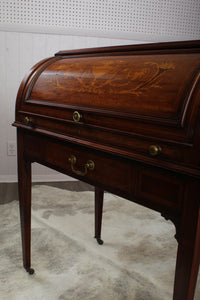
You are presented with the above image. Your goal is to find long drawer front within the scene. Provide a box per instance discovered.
[23,132,185,213]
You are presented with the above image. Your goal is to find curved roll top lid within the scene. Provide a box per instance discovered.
[26,51,200,126]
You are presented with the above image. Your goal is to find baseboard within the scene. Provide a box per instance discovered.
[0,181,93,204]
[0,174,77,183]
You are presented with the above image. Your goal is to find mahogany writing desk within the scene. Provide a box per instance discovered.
[13,40,200,300]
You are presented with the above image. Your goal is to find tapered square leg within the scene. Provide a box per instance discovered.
[173,180,200,300]
[17,130,34,274]
[94,187,104,245]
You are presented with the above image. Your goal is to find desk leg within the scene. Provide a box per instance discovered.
[17,131,34,275]
[173,181,200,300]
[94,187,104,245]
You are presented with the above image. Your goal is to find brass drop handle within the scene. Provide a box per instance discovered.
[149,145,162,157]
[24,116,33,126]
[73,111,82,123]
[68,155,95,176]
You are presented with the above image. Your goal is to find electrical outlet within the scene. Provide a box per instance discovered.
[7,141,16,156]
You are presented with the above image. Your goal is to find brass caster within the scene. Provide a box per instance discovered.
[95,236,104,245]
[26,267,35,275]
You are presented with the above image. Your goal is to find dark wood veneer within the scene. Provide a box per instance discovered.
[13,40,200,299]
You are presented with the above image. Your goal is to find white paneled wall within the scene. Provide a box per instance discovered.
[0,31,143,182]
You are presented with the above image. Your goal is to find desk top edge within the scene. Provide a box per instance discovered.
[55,40,200,56]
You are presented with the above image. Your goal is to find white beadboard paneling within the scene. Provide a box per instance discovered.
[59,35,143,53]
[32,33,47,62]
[0,31,6,101]
[19,33,33,80]
[1,32,19,178]
[45,34,61,56]
[0,31,7,178]
[5,32,20,114]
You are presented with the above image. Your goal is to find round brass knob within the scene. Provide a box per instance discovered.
[73,111,82,123]
[149,145,162,157]
[24,116,33,125]
[86,160,95,171]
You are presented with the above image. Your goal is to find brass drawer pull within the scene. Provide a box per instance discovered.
[73,111,82,123]
[68,155,95,176]
[24,116,33,126]
[149,145,162,157]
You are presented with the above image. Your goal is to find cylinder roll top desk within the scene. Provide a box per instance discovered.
[13,40,200,299]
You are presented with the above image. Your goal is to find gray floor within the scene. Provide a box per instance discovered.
[0,181,93,204]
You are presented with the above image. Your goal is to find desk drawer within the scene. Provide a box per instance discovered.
[23,133,134,195]
[23,132,184,212]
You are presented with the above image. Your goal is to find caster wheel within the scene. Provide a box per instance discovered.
[95,237,104,245]
[26,268,35,275]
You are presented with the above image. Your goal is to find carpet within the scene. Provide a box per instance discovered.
[0,185,199,299]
